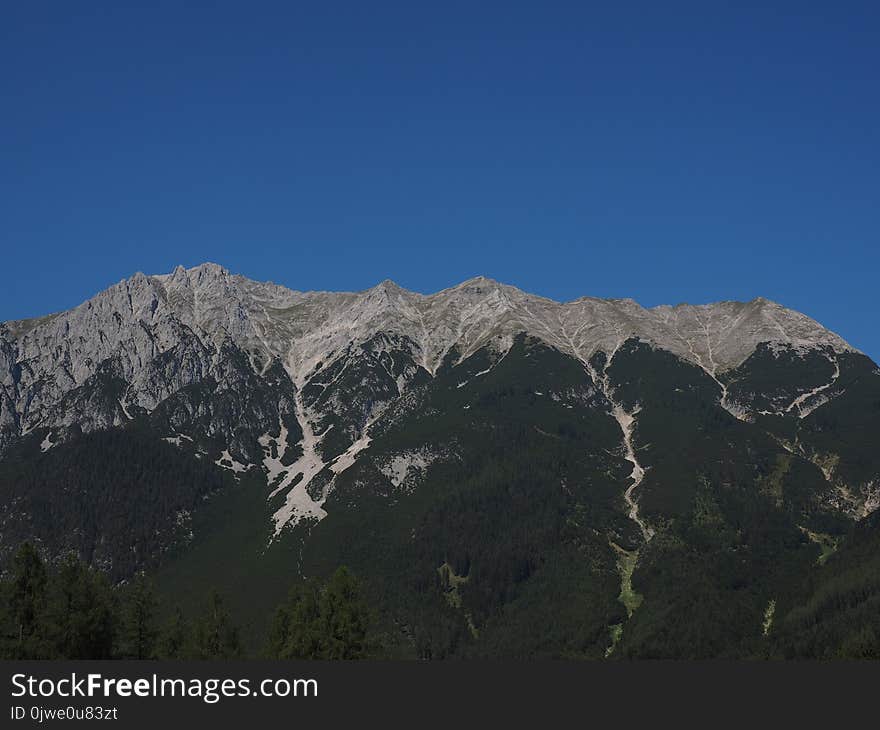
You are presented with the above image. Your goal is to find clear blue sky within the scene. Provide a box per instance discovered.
[2,2,877,358]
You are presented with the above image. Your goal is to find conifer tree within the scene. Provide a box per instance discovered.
[6,542,48,658]
[157,606,190,659]
[191,591,242,659]
[121,573,158,659]
[320,567,371,659]
[45,555,116,659]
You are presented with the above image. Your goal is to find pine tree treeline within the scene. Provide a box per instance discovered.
[0,543,376,660]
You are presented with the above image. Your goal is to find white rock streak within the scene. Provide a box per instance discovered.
[695,309,744,419]
[329,431,372,477]
[259,421,289,486]
[563,328,653,543]
[671,308,748,420]
[162,433,193,447]
[265,344,396,536]
[268,392,327,535]
[613,404,653,542]
[379,449,437,489]
[214,449,250,474]
[785,357,840,418]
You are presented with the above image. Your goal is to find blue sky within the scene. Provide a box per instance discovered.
[2,2,877,358]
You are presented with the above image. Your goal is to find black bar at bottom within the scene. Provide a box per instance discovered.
[2,660,877,726]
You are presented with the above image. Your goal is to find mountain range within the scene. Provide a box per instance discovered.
[1,263,878,658]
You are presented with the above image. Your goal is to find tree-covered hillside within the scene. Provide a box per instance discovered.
[1,335,878,659]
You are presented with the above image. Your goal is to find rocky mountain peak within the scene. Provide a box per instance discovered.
[0,263,861,454]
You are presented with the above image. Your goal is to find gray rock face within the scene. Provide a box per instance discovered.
[0,263,858,457]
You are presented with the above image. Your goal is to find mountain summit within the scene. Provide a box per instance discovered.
[1,264,856,421]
